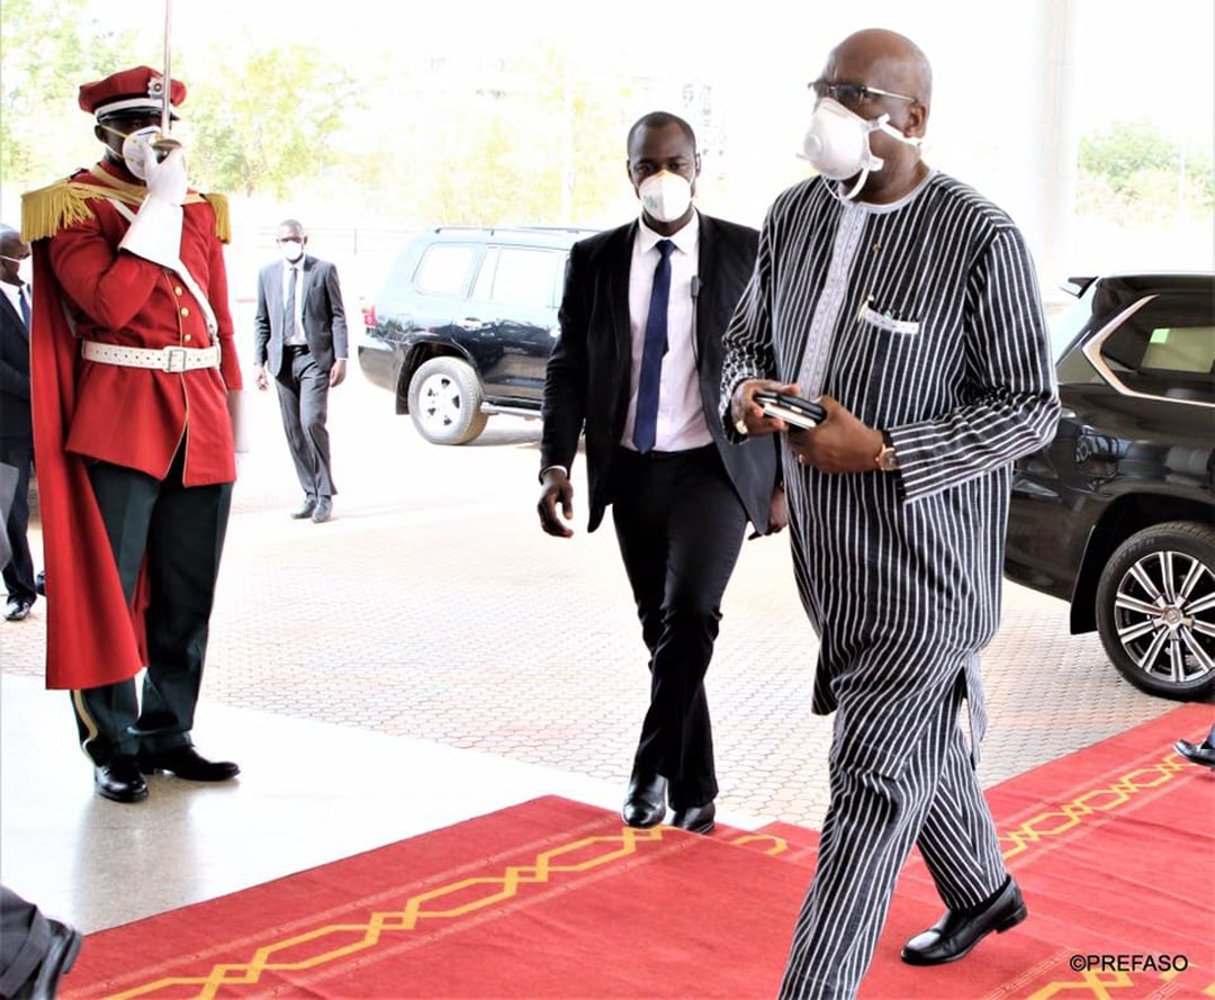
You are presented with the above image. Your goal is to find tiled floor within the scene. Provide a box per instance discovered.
[0,377,1192,938]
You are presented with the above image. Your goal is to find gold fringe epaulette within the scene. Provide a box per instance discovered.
[202,191,231,243]
[21,179,104,243]
[22,174,232,244]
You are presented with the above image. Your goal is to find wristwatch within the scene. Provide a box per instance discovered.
[875,431,898,472]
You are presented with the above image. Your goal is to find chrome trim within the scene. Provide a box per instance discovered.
[480,403,539,418]
[1081,294,1215,410]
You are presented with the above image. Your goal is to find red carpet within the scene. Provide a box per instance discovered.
[64,705,1214,999]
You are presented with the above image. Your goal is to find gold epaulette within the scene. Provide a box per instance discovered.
[22,176,232,244]
[202,191,231,243]
[21,178,101,243]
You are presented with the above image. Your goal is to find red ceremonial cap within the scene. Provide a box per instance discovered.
[78,65,186,120]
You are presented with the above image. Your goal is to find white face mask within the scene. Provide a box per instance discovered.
[1,255,31,286]
[119,125,163,181]
[638,171,693,224]
[279,239,305,263]
[801,98,920,201]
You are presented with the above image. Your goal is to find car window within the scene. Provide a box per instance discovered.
[1098,293,1214,402]
[481,247,562,308]
[413,244,479,296]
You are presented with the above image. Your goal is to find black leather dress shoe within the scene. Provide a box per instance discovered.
[901,876,1027,966]
[14,917,83,999]
[95,755,149,803]
[622,771,667,828]
[138,746,240,782]
[1175,736,1215,768]
[671,801,716,834]
[5,597,33,621]
[290,497,316,519]
[311,497,332,523]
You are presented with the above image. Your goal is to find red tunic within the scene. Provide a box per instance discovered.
[28,158,242,690]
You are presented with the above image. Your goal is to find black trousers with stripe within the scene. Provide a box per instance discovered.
[71,448,232,763]
[609,444,748,809]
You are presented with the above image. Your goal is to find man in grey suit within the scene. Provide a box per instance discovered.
[253,219,348,523]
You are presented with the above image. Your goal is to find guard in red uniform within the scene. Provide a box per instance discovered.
[22,66,242,803]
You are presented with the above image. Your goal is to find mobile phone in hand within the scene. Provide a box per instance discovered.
[753,390,827,429]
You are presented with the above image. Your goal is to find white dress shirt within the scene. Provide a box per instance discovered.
[621,211,711,452]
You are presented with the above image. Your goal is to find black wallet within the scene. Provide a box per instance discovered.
[753,391,827,429]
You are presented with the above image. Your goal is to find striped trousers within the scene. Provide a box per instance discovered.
[779,676,1007,998]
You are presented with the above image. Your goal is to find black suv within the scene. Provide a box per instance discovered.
[358,226,598,444]
[1004,272,1215,701]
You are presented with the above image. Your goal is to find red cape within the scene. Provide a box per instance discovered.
[30,240,148,690]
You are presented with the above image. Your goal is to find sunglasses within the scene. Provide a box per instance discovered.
[809,80,916,106]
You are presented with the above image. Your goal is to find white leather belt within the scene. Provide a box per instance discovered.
[81,340,220,373]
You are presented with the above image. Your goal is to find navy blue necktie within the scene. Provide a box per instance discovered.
[18,285,31,330]
[633,239,675,454]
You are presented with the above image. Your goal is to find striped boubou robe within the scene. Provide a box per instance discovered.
[720,171,1060,998]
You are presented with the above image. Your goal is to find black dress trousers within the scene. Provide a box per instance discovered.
[610,444,748,809]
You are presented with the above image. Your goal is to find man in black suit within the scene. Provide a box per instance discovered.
[0,224,38,622]
[253,219,348,523]
[538,112,782,835]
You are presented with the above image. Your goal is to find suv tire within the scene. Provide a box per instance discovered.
[407,357,490,445]
[1095,520,1215,701]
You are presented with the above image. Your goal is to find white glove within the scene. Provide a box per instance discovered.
[144,144,188,206]
[119,144,187,268]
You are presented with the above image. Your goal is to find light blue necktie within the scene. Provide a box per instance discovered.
[18,285,31,330]
[632,239,675,454]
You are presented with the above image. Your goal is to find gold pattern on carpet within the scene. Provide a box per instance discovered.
[999,754,1186,860]
[103,826,667,999]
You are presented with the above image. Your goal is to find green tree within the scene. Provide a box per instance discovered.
[185,43,359,197]
[0,0,136,187]
[1077,120,1214,224]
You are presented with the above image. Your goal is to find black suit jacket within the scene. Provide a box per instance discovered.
[0,289,31,444]
[541,212,777,533]
[253,255,348,377]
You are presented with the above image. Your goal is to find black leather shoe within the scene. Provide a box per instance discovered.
[95,755,149,803]
[290,497,316,519]
[5,597,33,621]
[311,497,332,523]
[901,876,1027,966]
[138,746,240,782]
[15,917,83,999]
[622,770,667,828]
[1175,736,1215,768]
[671,801,716,834]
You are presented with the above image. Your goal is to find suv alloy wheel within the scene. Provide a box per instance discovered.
[1095,520,1215,701]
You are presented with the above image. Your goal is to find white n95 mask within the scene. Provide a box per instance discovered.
[119,126,164,181]
[802,98,920,201]
[639,171,693,223]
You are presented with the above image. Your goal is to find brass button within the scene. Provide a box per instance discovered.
[183,334,192,343]
[174,286,184,296]
[180,307,190,317]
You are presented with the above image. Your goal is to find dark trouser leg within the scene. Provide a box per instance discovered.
[73,453,232,761]
[0,885,51,996]
[779,679,1006,999]
[0,440,36,603]
[276,350,335,499]
[611,446,747,809]
[136,463,232,753]
[73,460,159,763]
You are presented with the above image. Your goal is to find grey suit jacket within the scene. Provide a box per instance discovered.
[253,255,348,377]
